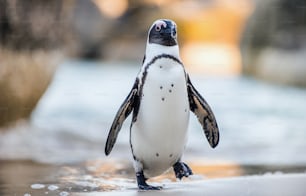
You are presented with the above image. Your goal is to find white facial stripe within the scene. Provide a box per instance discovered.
[155,20,167,29]
[172,21,177,28]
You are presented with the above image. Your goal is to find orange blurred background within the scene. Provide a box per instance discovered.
[92,0,254,75]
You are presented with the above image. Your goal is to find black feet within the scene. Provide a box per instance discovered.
[173,161,193,180]
[138,184,162,191]
[136,171,162,190]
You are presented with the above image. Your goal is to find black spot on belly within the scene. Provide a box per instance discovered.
[161,97,165,101]
[171,83,174,87]
[160,86,163,90]
[160,65,163,69]
[156,153,159,157]
[169,154,173,158]
[169,89,172,93]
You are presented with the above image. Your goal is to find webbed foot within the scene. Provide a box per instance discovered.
[136,171,162,191]
[138,184,162,190]
[173,161,193,180]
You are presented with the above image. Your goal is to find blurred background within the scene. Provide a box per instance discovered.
[1,0,306,194]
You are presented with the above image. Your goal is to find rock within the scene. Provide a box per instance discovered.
[0,50,61,127]
[0,0,69,127]
[240,0,306,87]
[0,0,69,51]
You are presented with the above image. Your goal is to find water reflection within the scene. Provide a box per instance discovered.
[0,159,305,195]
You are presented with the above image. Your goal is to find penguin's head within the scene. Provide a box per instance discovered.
[148,19,177,46]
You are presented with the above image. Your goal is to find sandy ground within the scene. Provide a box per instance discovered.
[74,173,306,196]
[1,160,306,196]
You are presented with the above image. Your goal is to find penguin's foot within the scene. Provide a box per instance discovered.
[136,171,162,191]
[173,161,193,180]
[138,184,162,191]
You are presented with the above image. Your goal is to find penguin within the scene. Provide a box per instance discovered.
[105,19,219,190]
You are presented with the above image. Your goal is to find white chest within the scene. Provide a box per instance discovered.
[131,58,190,177]
[139,58,189,128]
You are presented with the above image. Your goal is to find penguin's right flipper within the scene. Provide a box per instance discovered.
[105,79,139,155]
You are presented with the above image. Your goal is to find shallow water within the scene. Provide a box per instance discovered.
[1,60,306,165]
[1,60,306,195]
[1,160,305,195]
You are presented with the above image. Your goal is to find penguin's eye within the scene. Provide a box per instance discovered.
[172,28,177,37]
[155,25,161,31]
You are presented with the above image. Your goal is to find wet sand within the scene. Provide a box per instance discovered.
[1,159,306,195]
[75,174,306,196]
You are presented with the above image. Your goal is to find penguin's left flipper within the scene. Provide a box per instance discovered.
[105,79,139,155]
[187,74,219,148]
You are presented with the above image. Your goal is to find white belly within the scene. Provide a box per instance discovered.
[131,59,190,177]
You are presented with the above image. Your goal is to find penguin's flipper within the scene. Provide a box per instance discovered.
[186,75,219,148]
[105,79,139,155]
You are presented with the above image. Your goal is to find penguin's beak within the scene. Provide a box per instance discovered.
[160,25,176,39]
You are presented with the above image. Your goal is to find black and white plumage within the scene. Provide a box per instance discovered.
[105,19,219,190]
